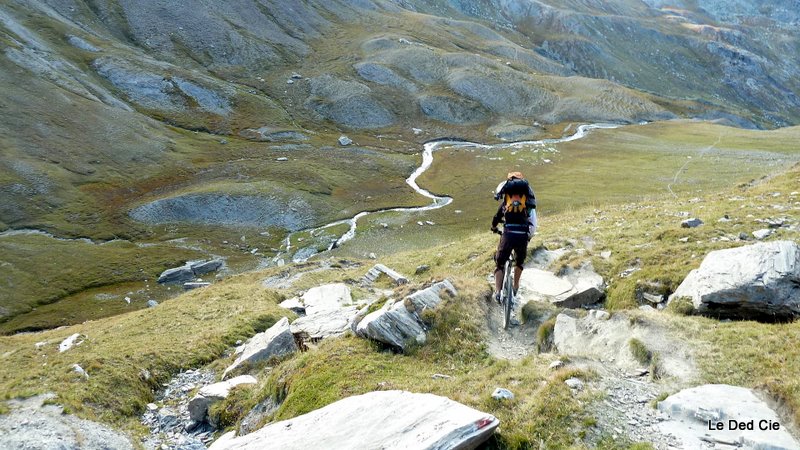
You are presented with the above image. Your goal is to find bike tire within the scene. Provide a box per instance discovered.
[503,259,513,330]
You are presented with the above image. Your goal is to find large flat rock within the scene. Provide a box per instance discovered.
[669,241,800,320]
[658,384,800,449]
[290,306,359,341]
[301,283,353,314]
[207,390,499,450]
[519,265,604,308]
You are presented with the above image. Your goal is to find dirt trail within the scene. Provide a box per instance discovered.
[482,295,686,448]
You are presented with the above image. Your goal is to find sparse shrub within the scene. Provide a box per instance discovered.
[536,318,556,353]
[208,384,257,429]
[629,338,652,365]
[666,296,694,316]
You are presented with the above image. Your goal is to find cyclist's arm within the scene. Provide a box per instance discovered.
[527,209,537,238]
[491,204,504,230]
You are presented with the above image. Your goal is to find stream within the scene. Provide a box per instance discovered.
[278,123,620,263]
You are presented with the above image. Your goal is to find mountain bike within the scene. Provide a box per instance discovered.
[493,228,515,330]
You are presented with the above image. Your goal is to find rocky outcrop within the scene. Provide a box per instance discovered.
[0,394,134,450]
[222,318,297,379]
[207,390,499,450]
[157,259,224,285]
[669,241,800,320]
[188,376,258,425]
[238,127,308,142]
[553,312,696,379]
[356,281,456,351]
[305,75,395,129]
[657,385,800,450]
[131,193,317,231]
[418,94,487,124]
[519,263,604,308]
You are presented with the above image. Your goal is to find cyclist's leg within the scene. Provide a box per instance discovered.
[511,236,529,294]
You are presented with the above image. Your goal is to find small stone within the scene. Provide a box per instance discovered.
[548,360,564,370]
[276,157,289,161]
[291,72,303,79]
[738,232,750,241]
[338,136,353,146]
[681,218,703,228]
[752,228,773,240]
[147,300,159,308]
[368,253,377,260]
[431,374,452,380]
[594,310,610,320]
[600,251,612,259]
[219,139,228,145]
[492,388,514,400]
[565,378,583,390]
[147,403,159,411]
[72,364,89,379]
[412,128,422,135]
[287,79,294,84]
[415,264,430,275]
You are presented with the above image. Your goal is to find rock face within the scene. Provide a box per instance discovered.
[207,390,499,450]
[222,318,298,379]
[657,384,800,450]
[0,394,134,450]
[553,312,696,379]
[356,281,456,351]
[188,376,258,425]
[669,241,800,320]
[519,263,604,308]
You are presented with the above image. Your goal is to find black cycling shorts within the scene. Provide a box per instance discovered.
[494,232,528,271]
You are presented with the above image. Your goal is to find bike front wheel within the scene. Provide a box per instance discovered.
[503,260,514,329]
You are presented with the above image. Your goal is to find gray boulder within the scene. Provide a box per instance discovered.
[658,385,800,450]
[222,317,298,379]
[157,265,195,284]
[188,375,258,425]
[518,263,604,308]
[356,281,457,351]
[66,35,99,52]
[206,390,499,450]
[362,264,408,286]
[668,241,800,320]
[0,394,134,450]
[680,218,703,228]
[158,259,223,284]
[405,280,457,313]
[356,300,427,351]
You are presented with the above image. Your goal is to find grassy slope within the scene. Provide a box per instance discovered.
[0,156,798,448]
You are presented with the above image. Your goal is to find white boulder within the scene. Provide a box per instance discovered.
[301,283,353,314]
[658,384,800,450]
[669,241,800,320]
[290,306,359,341]
[206,390,499,450]
[519,263,604,308]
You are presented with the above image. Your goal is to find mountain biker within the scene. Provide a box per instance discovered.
[491,171,537,303]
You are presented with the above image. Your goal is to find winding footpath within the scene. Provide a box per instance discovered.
[280,123,620,262]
